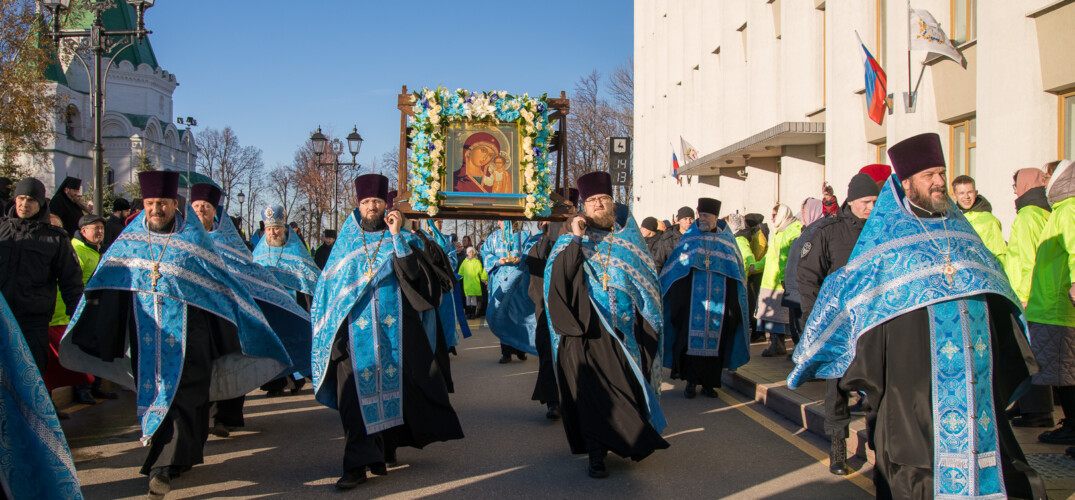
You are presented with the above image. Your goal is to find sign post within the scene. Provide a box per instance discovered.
[608,136,631,187]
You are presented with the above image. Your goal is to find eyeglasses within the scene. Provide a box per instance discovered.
[585,195,613,205]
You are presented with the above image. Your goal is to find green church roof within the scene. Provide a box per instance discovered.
[62,2,159,70]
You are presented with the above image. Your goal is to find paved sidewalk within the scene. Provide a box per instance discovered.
[719,339,1075,499]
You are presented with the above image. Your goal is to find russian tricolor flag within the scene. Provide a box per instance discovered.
[671,150,681,185]
[856,31,887,125]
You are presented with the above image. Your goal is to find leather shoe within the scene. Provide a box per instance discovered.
[73,387,96,405]
[368,462,388,476]
[587,453,608,478]
[516,353,527,361]
[289,377,307,395]
[1012,412,1054,428]
[546,403,561,420]
[265,389,285,398]
[684,384,697,399]
[210,422,230,438]
[498,355,511,364]
[1039,422,1075,445]
[700,387,719,398]
[148,467,171,499]
[335,469,367,490]
[829,438,850,476]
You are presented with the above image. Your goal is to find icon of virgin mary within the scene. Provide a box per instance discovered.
[453,132,500,193]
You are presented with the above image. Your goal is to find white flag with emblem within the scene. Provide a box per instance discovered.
[909,7,964,64]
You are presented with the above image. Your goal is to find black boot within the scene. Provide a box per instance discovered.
[335,468,367,490]
[498,354,512,364]
[829,438,850,476]
[588,450,608,478]
[148,467,171,499]
[546,403,561,420]
[73,386,96,405]
[684,383,697,399]
[700,387,719,398]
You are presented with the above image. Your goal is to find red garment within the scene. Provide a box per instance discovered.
[822,196,839,216]
[45,325,93,391]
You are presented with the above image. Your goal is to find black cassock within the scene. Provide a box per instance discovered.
[413,229,458,393]
[839,295,1045,500]
[67,290,241,475]
[663,273,742,389]
[327,231,463,473]
[547,239,668,459]
[525,224,560,405]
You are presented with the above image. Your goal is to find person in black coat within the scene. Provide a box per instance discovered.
[0,178,84,374]
[639,216,662,265]
[101,197,131,253]
[796,173,880,475]
[652,206,694,271]
[313,230,336,269]
[50,176,87,236]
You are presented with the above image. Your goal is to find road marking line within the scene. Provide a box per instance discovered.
[716,390,875,494]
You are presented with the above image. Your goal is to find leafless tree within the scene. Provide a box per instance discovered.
[195,126,264,215]
[567,65,633,203]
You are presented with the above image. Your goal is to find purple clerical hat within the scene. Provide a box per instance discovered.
[354,174,388,203]
[576,171,612,203]
[888,133,946,181]
[189,183,221,207]
[386,190,397,208]
[138,171,180,199]
[697,197,721,216]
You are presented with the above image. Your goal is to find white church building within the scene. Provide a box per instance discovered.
[29,3,197,198]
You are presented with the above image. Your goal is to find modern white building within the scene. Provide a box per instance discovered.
[633,0,1075,230]
[28,3,197,199]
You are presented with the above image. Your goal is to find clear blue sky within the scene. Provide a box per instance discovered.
[147,1,633,175]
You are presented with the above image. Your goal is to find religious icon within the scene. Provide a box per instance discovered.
[442,122,524,208]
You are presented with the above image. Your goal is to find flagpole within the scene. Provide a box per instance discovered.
[906,0,912,111]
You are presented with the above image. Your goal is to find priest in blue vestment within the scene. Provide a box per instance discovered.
[660,197,750,400]
[482,220,537,362]
[312,174,462,490]
[253,204,321,396]
[544,172,669,479]
[0,294,82,500]
[59,171,292,498]
[788,133,1045,500]
[191,184,312,437]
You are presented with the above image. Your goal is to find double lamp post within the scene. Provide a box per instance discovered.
[39,0,156,217]
[309,126,363,231]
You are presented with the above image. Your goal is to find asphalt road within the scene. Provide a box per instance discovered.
[62,323,874,499]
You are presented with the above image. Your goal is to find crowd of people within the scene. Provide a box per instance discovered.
[0,131,1071,499]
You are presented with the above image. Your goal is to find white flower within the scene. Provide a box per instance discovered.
[430,181,440,191]
[427,207,438,217]
[526,194,535,203]
[430,114,440,125]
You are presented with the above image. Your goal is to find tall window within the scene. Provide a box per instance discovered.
[951,0,977,44]
[950,117,977,179]
[876,142,888,165]
[1062,91,1074,159]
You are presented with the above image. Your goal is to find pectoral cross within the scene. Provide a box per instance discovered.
[150,263,162,291]
[364,269,375,280]
[599,273,612,291]
[942,255,956,286]
[703,256,711,269]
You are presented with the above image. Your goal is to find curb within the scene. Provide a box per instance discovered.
[722,368,872,461]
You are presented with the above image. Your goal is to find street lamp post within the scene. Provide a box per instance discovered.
[177,116,197,185]
[310,125,363,231]
[39,0,156,216]
[237,190,245,235]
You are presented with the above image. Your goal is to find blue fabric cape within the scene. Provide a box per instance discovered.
[210,216,312,377]
[788,176,1026,499]
[311,211,426,434]
[482,224,538,355]
[544,216,667,433]
[253,226,321,297]
[659,220,750,371]
[60,210,291,443]
[0,294,82,500]
[421,220,462,348]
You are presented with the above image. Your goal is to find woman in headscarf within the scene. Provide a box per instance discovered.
[756,203,803,356]
[781,198,824,348]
